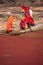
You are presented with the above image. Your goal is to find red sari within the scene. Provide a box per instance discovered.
[20,6,34,28]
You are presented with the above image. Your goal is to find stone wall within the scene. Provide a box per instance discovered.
[0,0,43,7]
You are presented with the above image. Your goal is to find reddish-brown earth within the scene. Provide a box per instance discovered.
[0,30,43,65]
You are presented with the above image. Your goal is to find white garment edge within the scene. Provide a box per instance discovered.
[29,9,33,17]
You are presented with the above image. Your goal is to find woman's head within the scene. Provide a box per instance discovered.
[6,12,14,17]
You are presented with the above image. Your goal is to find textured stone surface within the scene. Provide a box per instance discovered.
[0,6,43,34]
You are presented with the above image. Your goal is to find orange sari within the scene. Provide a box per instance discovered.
[6,15,14,32]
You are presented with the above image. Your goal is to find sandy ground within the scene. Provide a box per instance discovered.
[0,30,43,65]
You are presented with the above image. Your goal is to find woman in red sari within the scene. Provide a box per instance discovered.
[20,6,35,31]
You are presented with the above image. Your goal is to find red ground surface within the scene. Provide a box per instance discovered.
[0,30,43,65]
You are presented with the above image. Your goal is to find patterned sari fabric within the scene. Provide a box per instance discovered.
[20,6,35,29]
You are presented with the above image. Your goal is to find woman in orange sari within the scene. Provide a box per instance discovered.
[6,12,14,33]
